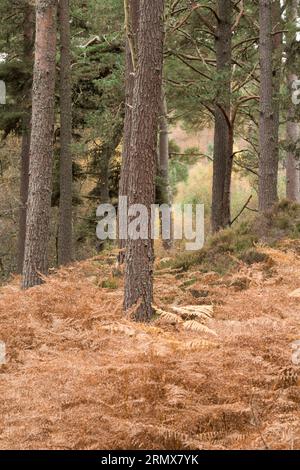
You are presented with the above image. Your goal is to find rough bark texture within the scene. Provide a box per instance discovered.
[286,0,300,202]
[258,0,279,213]
[211,0,232,233]
[271,0,282,192]
[118,0,140,262]
[124,0,165,321]
[22,0,57,289]
[58,0,73,266]
[17,2,35,273]
[286,76,300,202]
[223,124,234,228]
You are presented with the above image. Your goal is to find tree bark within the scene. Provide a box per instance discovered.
[286,0,300,202]
[211,0,232,232]
[58,0,73,266]
[17,2,34,273]
[124,0,165,321]
[258,0,279,213]
[118,0,140,263]
[272,0,282,190]
[286,74,300,202]
[223,123,234,228]
[22,0,57,289]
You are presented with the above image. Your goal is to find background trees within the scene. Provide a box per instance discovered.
[0,0,299,308]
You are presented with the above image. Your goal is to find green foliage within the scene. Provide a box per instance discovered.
[101,277,119,289]
[51,154,84,208]
[169,140,201,194]
[163,200,300,276]
[0,61,32,137]
[0,110,24,137]
[159,222,257,275]
[239,249,270,266]
[254,200,300,241]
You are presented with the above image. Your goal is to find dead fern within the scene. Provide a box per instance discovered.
[153,306,183,325]
[171,305,213,321]
[276,366,299,389]
[185,338,219,351]
[101,323,137,337]
[183,320,217,336]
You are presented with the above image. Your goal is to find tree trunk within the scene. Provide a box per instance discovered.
[118,0,140,263]
[223,124,234,227]
[286,0,300,202]
[22,0,57,289]
[211,0,232,232]
[271,0,282,191]
[58,0,73,266]
[158,87,173,249]
[286,74,300,202]
[124,0,165,321]
[258,0,279,213]
[17,2,34,273]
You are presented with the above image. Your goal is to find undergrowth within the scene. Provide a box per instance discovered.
[159,200,300,275]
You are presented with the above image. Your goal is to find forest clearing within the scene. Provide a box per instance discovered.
[1,0,300,455]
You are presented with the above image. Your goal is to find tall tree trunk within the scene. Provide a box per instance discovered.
[124,0,165,321]
[158,87,173,249]
[118,0,140,263]
[17,2,34,273]
[223,123,234,228]
[272,0,282,191]
[211,0,232,232]
[286,0,300,202]
[286,75,300,202]
[22,0,57,289]
[259,0,279,213]
[58,0,73,266]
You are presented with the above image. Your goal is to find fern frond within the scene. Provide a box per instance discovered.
[153,305,183,324]
[172,305,213,321]
[289,288,300,298]
[185,339,219,350]
[198,430,225,441]
[183,320,217,336]
[102,323,136,337]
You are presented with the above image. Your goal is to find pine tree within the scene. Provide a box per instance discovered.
[286,0,300,201]
[17,1,35,273]
[259,0,279,213]
[124,0,165,321]
[211,0,232,232]
[118,0,140,263]
[22,0,57,289]
[58,0,73,266]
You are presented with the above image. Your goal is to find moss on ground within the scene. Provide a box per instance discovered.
[158,200,300,275]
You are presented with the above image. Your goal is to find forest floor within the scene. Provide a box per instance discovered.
[0,240,300,449]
